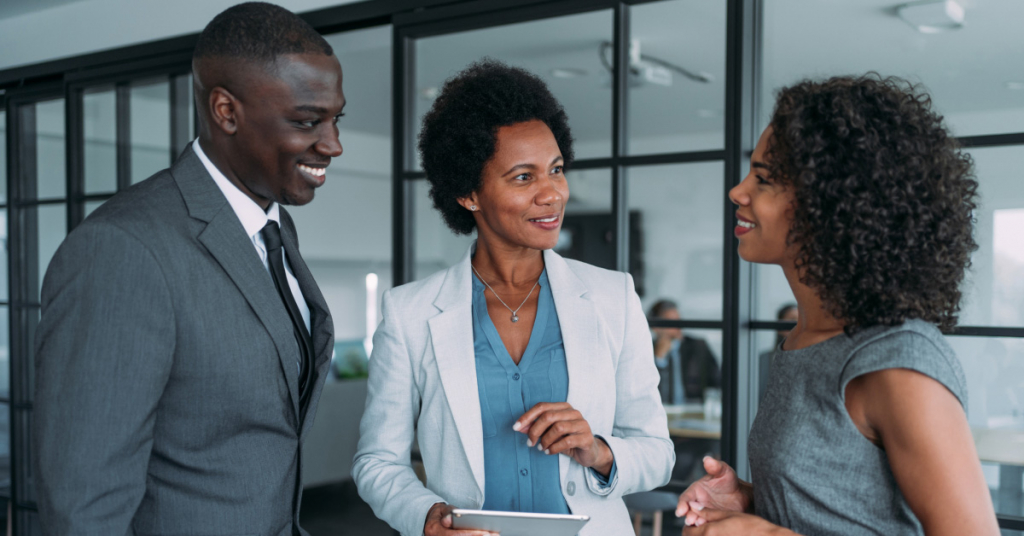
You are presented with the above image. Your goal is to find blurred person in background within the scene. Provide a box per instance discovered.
[649,299,721,405]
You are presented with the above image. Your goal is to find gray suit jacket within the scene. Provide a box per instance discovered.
[33,148,335,536]
[353,246,674,536]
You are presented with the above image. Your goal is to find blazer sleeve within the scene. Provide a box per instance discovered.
[586,273,674,498]
[33,222,175,536]
[352,289,445,536]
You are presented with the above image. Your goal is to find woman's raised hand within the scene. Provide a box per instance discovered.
[514,402,614,476]
[675,457,754,527]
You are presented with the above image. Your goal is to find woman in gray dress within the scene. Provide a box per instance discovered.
[676,75,1000,535]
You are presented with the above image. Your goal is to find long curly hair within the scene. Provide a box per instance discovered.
[765,74,978,332]
[417,59,575,235]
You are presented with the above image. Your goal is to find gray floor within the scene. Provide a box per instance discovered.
[300,479,394,536]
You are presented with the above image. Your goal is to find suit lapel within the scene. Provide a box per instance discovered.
[543,250,601,483]
[171,149,302,422]
[428,246,486,497]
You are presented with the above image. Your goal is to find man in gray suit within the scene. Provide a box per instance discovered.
[33,4,343,535]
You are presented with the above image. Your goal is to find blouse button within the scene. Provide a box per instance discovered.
[513,373,521,380]
[520,468,529,476]
[566,481,576,496]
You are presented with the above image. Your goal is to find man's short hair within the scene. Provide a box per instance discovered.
[193,2,332,64]
[648,299,679,319]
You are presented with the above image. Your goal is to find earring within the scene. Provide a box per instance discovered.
[470,205,477,211]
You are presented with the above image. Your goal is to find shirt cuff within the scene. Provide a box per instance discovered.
[584,435,618,495]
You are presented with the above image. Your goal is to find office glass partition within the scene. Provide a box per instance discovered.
[82,86,117,194]
[627,0,726,155]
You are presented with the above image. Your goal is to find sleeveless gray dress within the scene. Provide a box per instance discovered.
[748,319,968,535]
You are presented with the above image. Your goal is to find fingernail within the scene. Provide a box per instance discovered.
[513,422,522,431]
[537,443,544,451]
[544,449,550,455]
[690,501,704,512]
[526,439,534,447]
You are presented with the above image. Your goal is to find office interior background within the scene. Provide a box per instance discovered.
[0,0,1021,534]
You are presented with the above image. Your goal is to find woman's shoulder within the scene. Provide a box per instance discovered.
[842,319,967,406]
[382,266,450,312]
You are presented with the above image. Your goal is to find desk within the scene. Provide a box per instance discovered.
[665,405,722,440]
[973,427,1024,518]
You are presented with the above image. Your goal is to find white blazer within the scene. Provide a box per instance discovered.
[352,246,674,536]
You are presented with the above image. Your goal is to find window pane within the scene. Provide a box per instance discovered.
[0,402,7,497]
[628,162,724,320]
[961,146,1024,327]
[0,307,7,399]
[0,208,7,302]
[663,328,723,484]
[83,86,117,194]
[762,0,1024,138]
[33,204,67,302]
[0,109,6,204]
[412,179,475,281]
[35,99,65,200]
[130,79,170,184]
[291,25,394,359]
[948,335,1024,518]
[628,0,726,155]
[553,168,613,267]
[412,9,613,170]
[84,199,106,219]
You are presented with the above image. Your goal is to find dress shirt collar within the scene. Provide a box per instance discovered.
[192,139,280,237]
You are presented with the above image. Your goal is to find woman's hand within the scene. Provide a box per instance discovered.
[514,402,613,476]
[423,503,498,536]
[682,509,794,535]
[675,457,753,526]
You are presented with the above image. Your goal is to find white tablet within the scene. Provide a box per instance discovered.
[450,509,590,536]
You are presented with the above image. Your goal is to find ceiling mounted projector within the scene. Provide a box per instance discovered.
[897,0,965,33]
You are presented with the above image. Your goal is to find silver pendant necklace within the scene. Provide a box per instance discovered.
[471,264,541,323]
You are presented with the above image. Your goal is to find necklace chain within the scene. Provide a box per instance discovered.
[470,264,541,323]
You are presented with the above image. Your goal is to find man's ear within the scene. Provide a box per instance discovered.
[456,192,480,213]
[208,87,241,136]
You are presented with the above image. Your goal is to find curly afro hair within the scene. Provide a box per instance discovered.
[418,59,575,235]
[765,74,978,333]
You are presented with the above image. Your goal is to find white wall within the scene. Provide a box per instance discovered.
[0,0,362,72]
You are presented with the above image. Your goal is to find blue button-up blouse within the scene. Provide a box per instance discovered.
[472,270,614,514]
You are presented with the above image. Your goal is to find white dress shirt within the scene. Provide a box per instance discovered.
[192,140,312,337]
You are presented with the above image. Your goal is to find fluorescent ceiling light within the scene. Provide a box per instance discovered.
[897,0,965,33]
[550,68,588,79]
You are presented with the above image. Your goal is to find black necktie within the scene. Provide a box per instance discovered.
[261,221,314,419]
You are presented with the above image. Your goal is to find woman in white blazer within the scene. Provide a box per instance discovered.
[352,60,674,536]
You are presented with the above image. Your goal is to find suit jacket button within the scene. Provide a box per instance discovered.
[566,481,576,496]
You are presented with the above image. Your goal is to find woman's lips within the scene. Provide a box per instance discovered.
[528,214,561,231]
[735,214,756,237]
